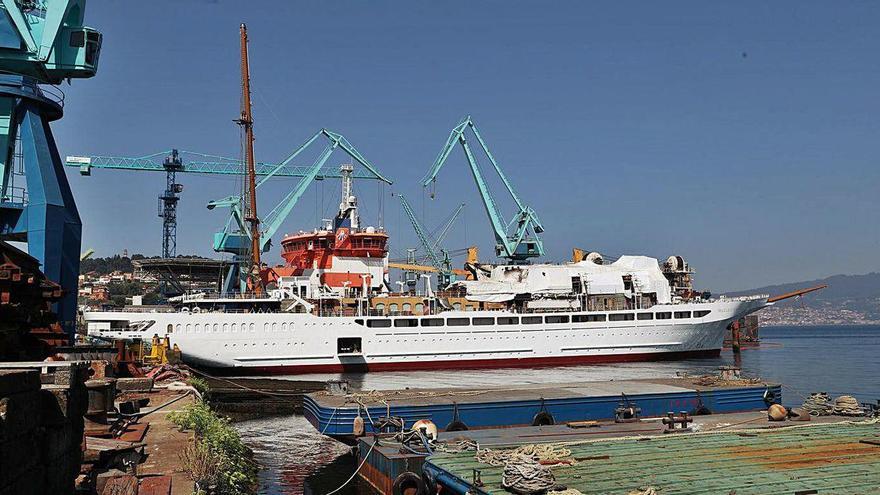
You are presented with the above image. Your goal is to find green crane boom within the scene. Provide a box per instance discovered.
[397,195,464,288]
[422,116,544,263]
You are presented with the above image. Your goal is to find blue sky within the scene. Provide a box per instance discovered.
[53,1,880,292]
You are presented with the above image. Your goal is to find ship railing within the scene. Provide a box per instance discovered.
[83,306,176,313]
[715,294,770,302]
[172,291,282,302]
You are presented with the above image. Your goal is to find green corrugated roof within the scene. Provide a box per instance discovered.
[428,421,880,494]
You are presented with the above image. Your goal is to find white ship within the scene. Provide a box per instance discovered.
[84,294,767,374]
[83,180,769,373]
[82,163,772,373]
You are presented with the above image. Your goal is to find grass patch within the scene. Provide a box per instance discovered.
[187,376,210,400]
[169,400,257,494]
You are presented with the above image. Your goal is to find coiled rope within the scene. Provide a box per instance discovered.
[501,456,556,495]
[833,395,864,416]
[802,392,834,415]
[434,438,479,454]
[802,392,864,416]
[476,444,577,467]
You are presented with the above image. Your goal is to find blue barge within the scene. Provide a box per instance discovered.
[304,378,781,438]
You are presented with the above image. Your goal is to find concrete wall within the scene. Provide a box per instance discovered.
[0,364,89,495]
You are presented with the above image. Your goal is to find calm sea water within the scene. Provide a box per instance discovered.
[232,325,880,495]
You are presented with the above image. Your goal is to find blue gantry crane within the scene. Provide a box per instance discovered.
[395,194,464,288]
[422,116,545,263]
[0,0,102,340]
[207,128,392,294]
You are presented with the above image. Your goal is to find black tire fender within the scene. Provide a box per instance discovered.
[532,411,555,426]
[445,420,469,432]
[693,404,712,416]
[392,471,427,495]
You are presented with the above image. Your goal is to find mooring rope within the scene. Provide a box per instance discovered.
[832,395,864,416]
[434,438,480,454]
[319,407,338,435]
[476,444,576,467]
[501,455,556,494]
[321,441,376,495]
[801,392,865,416]
[182,365,304,398]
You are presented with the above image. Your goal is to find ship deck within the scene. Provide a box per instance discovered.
[422,416,880,495]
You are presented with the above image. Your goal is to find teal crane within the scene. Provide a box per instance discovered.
[0,0,102,340]
[396,194,464,289]
[421,116,544,263]
[208,128,392,294]
[63,149,383,261]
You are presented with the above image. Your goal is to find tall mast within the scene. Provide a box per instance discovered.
[238,23,263,294]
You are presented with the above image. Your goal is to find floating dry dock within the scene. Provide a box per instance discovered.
[355,413,880,495]
[304,377,781,437]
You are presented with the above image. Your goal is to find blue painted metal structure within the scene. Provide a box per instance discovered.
[64,149,387,179]
[0,0,101,341]
[304,383,782,438]
[422,116,544,263]
[208,128,392,294]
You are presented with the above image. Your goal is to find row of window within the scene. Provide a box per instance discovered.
[172,322,259,333]
[359,310,711,328]
[169,309,714,333]
[375,302,425,314]
[172,320,315,333]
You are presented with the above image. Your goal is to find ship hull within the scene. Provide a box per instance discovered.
[84,298,766,375]
[194,348,721,375]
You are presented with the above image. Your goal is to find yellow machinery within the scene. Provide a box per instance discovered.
[389,245,479,282]
[388,262,470,277]
[466,246,479,265]
[142,335,182,365]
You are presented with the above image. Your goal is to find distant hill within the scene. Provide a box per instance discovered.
[724,272,880,319]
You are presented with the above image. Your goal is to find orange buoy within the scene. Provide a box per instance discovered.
[768,404,787,421]
[411,419,437,440]
[352,416,365,437]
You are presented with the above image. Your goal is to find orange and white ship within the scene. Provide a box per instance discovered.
[264,164,390,308]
